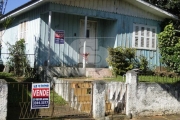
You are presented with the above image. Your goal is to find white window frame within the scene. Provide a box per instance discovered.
[132,24,157,50]
[18,18,28,40]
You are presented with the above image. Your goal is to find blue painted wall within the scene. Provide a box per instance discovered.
[1,3,49,68]
[38,3,161,68]
[1,2,162,69]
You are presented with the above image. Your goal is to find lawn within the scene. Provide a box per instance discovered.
[104,74,180,84]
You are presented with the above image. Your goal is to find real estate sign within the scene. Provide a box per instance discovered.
[55,30,65,44]
[31,83,50,109]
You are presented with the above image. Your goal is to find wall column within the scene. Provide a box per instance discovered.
[0,79,8,120]
[126,70,138,117]
[93,81,106,119]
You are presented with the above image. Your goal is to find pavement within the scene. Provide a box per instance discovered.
[132,114,180,120]
[61,114,180,120]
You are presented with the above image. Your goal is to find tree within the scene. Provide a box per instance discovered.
[7,39,32,77]
[158,23,180,72]
[143,0,180,17]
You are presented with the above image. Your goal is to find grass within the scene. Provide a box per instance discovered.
[104,74,180,84]
[50,90,67,106]
[104,75,125,82]
[138,75,180,84]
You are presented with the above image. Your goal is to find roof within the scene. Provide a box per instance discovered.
[125,0,178,20]
[0,0,178,20]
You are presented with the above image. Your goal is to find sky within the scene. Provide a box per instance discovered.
[5,0,30,14]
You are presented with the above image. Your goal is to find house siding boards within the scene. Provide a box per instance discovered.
[39,12,106,67]
[1,1,166,68]
[1,4,49,67]
[39,2,161,68]
[50,0,163,21]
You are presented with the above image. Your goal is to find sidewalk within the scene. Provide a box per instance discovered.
[132,114,180,120]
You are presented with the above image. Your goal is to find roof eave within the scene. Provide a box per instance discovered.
[0,0,44,21]
[125,0,178,20]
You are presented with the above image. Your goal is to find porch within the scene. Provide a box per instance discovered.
[38,2,117,70]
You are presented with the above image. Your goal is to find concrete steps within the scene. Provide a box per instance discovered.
[86,68,113,78]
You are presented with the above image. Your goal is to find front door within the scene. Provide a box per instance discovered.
[79,20,98,67]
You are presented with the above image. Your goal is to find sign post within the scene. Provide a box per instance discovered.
[31,83,50,109]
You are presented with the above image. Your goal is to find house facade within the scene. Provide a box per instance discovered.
[0,0,177,70]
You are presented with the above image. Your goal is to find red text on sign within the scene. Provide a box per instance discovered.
[32,88,49,98]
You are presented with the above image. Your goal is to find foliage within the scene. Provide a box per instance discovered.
[0,72,13,77]
[139,55,149,73]
[0,17,14,29]
[106,47,136,77]
[143,0,180,17]
[158,23,180,73]
[7,39,32,77]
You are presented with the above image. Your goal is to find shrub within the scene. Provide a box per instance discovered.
[106,47,136,77]
[7,39,32,77]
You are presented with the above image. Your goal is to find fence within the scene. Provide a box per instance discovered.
[138,71,180,84]
[7,82,93,120]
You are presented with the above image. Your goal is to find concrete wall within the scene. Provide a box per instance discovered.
[53,71,180,119]
[0,79,8,120]
[126,70,180,117]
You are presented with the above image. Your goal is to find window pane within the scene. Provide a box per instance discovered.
[147,28,150,37]
[135,26,138,35]
[152,38,155,48]
[141,37,144,47]
[135,37,138,47]
[152,28,155,37]
[146,38,149,48]
[141,27,144,36]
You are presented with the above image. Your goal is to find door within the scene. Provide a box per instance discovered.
[79,20,98,67]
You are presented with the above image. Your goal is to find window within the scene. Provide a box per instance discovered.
[132,24,157,50]
[19,19,28,40]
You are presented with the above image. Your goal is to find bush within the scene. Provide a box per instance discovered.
[106,47,152,77]
[7,39,32,77]
[106,47,136,77]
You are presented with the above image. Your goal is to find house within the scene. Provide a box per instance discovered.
[0,0,178,77]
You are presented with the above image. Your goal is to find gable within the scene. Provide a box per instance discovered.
[50,0,166,21]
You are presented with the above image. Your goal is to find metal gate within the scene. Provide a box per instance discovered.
[7,81,93,120]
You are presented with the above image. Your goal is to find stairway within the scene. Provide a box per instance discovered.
[86,68,113,78]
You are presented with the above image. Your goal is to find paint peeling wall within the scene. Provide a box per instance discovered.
[126,70,180,117]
